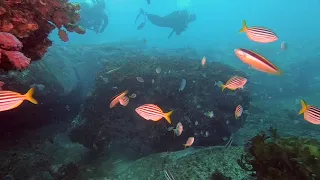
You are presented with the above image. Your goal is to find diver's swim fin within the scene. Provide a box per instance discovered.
[137,21,146,30]
[168,29,175,38]
[135,8,145,24]
[135,8,147,30]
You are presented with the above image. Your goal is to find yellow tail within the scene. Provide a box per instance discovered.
[221,84,226,92]
[239,20,248,32]
[24,88,38,104]
[164,110,173,124]
[183,144,187,149]
[299,99,308,115]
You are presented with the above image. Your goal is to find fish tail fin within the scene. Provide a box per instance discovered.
[183,144,187,148]
[164,110,173,124]
[24,88,38,104]
[239,20,247,32]
[221,84,226,92]
[299,99,308,115]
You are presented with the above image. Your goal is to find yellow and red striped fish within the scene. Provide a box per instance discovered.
[239,20,278,43]
[235,105,243,119]
[221,76,247,92]
[234,48,281,75]
[299,100,320,125]
[0,88,38,112]
[110,90,128,108]
[119,96,129,106]
[135,104,173,124]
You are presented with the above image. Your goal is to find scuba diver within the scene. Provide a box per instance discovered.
[135,9,196,38]
[78,0,109,34]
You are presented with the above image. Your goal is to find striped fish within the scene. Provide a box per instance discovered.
[0,88,38,112]
[234,48,281,75]
[119,96,129,106]
[239,20,278,43]
[221,76,247,92]
[235,105,243,119]
[299,99,320,125]
[135,104,173,124]
[110,90,128,108]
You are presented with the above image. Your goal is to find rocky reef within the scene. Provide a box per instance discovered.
[68,49,251,156]
[238,127,320,180]
[0,0,85,70]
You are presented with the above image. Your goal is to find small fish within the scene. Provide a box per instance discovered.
[136,77,144,82]
[129,93,137,98]
[173,122,183,136]
[235,105,243,119]
[234,48,281,75]
[110,90,128,108]
[205,131,209,137]
[281,41,287,51]
[214,81,223,87]
[152,79,155,84]
[239,20,278,43]
[119,96,129,106]
[135,104,173,124]
[156,67,161,74]
[0,81,4,90]
[106,67,120,74]
[221,76,247,92]
[204,111,214,118]
[195,121,199,125]
[0,88,38,112]
[179,79,186,91]
[299,99,320,124]
[183,137,194,148]
[224,134,234,149]
[201,56,206,68]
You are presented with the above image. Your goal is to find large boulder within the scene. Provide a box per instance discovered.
[68,51,251,156]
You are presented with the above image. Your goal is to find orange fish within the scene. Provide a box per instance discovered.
[235,105,243,119]
[119,96,129,106]
[201,56,206,68]
[0,88,38,112]
[299,99,320,124]
[135,104,173,124]
[234,48,281,75]
[183,137,194,148]
[221,76,247,92]
[110,90,128,108]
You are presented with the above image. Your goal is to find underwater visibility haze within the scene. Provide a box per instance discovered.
[0,0,320,179]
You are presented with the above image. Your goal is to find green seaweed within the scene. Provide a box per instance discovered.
[237,127,320,180]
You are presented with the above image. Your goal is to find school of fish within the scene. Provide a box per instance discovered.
[0,19,316,151]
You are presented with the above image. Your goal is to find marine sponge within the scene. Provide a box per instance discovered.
[237,127,320,180]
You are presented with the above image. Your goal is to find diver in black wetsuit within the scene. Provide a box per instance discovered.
[135,9,196,38]
[78,0,109,34]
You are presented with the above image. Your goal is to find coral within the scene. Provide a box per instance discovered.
[0,32,30,69]
[0,0,86,70]
[1,50,30,70]
[237,127,320,180]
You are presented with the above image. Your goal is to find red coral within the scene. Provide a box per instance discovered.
[0,0,86,70]
[0,32,23,50]
[58,29,69,42]
[2,50,30,70]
